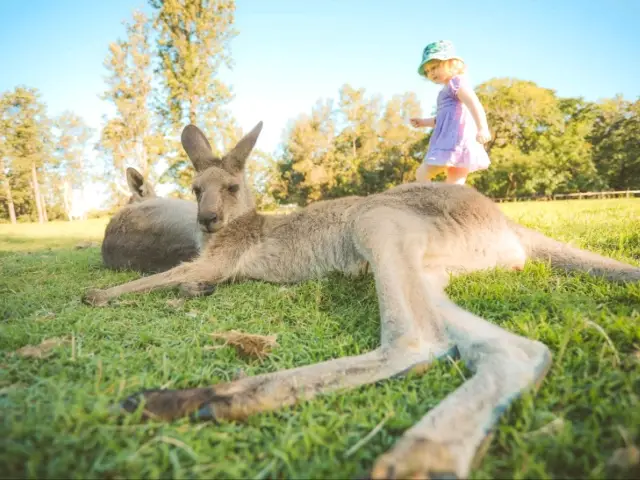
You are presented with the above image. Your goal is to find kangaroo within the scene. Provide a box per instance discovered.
[84,122,640,479]
[101,167,203,274]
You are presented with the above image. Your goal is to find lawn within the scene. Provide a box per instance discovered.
[1,199,639,479]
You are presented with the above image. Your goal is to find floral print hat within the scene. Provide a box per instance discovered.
[417,40,464,77]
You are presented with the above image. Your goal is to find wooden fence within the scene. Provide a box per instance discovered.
[493,190,640,203]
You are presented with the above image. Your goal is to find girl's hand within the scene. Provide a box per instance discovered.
[410,117,435,128]
[476,128,491,144]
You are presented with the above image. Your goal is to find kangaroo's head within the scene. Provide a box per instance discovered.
[181,121,263,233]
[126,167,157,204]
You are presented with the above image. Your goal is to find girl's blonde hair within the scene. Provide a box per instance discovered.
[424,58,466,78]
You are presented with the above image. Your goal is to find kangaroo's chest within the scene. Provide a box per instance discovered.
[234,223,366,283]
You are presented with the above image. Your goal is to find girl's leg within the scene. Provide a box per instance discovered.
[416,164,447,183]
[445,166,470,185]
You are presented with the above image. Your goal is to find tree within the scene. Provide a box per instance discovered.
[52,112,93,220]
[271,87,429,204]
[274,98,337,204]
[470,79,603,197]
[99,10,163,203]
[590,97,640,190]
[246,149,279,211]
[0,87,51,222]
[476,78,562,154]
[538,97,603,193]
[367,92,426,192]
[331,84,381,197]
[0,103,17,223]
[0,150,17,224]
[150,0,239,192]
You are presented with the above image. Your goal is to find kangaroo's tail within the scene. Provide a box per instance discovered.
[510,221,640,282]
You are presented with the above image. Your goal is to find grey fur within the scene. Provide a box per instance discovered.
[85,124,639,479]
[101,167,202,273]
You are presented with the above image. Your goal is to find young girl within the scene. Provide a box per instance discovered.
[410,40,491,185]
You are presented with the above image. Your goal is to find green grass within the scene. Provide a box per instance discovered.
[0,218,108,253]
[1,198,639,480]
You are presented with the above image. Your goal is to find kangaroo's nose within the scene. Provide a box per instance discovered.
[198,212,218,227]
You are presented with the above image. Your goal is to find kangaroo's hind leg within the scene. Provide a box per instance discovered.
[371,291,552,480]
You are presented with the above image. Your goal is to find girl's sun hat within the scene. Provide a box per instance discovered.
[417,40,464,77]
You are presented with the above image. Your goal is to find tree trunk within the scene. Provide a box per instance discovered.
[3,180,17,224]
[0,158,17,224]
[63,180,72,221]
[135,139,148,177]
[189,96,198,125]
[507,172,517,198]
[31,161,44,223]
[41,193,49,222]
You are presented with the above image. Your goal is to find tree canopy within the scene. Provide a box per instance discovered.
[1,2,638,223]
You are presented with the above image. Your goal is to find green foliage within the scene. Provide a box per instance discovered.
[470,80,606,197]
[98,10,166,205]
[270,79,639,204]
[151,0,239,193]
[52,112,93,190]
[590,96,640,190]
[51,112,94,219]
[0,87,52,222]
[0,88,94,223]
[273,86,426,205]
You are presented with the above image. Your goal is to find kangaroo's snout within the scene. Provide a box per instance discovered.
[198,211,219,232]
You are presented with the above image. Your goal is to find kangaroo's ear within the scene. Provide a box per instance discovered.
[222,121,263,174]
[181,124,221,172]
[126,167,155,202]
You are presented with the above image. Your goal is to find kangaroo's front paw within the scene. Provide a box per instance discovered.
[82,288,110,307]
[179,282,216,298]
[118,387,219,422]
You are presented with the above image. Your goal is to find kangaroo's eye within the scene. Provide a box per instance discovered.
[192,187,201,198]
[228,184,239,194]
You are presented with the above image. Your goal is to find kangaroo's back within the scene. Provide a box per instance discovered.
[102,197,202,273]
[101,167,202,273]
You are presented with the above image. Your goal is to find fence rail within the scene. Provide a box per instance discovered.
[493,190,640,203]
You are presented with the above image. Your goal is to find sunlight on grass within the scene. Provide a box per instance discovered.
[0,218,109,252]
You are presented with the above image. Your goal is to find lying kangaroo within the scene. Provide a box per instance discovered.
[84,122,640,479]
[101,167,203,273]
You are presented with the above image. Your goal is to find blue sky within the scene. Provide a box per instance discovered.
[1,0,639,178]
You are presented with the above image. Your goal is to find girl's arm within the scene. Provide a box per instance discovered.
[410,117,436,128]
[456,85,491,143]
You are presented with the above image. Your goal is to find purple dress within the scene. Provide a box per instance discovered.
[424,75,490,172]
